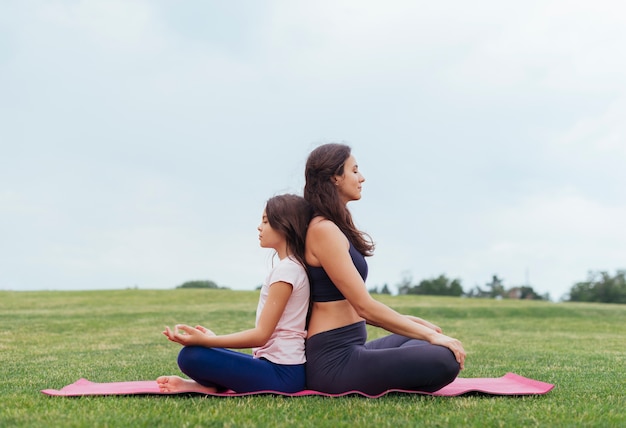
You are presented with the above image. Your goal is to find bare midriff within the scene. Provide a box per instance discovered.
[307,300,364,338]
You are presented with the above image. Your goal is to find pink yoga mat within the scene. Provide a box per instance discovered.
[42,373,554,397]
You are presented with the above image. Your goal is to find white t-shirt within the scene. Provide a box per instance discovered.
[252,256,309,365]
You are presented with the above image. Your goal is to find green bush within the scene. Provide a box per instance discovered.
[176,279,226,289]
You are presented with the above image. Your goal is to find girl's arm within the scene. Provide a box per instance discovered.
[163,282,293,349]
[309,220,465,369]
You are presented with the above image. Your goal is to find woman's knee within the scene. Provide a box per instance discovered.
[437,348,461,383]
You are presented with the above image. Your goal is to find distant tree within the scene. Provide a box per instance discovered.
[485,275,506,298]
[369,283,392,295]
[569,270,626,304]
[406,274,463,297]
[506,286,547,300]
[465,284,490,298]
[396,271,414,295]
[177,280,226,289]
[465,275,548,300]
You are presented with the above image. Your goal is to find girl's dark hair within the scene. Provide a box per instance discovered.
[304,143,374,256]
[265,194,313,269]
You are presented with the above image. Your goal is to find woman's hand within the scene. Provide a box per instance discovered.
[162,324,213,347]
[430,333,466,370]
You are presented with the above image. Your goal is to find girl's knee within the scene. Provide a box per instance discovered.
[177,346,204,374]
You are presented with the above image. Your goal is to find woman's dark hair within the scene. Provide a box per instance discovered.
[265,194,313,269]
[304,143,374,256]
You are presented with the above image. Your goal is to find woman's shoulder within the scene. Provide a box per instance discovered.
[308,216,341,235]
[307,216,348,247]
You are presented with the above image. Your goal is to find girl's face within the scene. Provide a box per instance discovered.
[334,155,365,204]
[257,210,285,251]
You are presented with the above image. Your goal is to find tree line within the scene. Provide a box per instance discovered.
[179,269,626,304]
[369,270,626,304]
[567,270,626,304]
[370,272,548,300]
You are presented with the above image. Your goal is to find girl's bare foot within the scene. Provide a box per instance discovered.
[156,376,218,394]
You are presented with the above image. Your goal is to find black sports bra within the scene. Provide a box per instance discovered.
[307,241,368,302]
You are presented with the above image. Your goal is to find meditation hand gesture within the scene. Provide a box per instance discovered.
[193,325,215,335]
[163,324,216,346]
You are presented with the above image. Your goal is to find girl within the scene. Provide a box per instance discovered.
[157,194,312,394]
[303,143,466,395]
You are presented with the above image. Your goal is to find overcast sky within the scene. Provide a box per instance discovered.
[2,1,625,301]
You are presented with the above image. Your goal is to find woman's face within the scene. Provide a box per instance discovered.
[334,155,365,204]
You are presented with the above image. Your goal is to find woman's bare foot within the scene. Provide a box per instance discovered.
[156,376,218,394]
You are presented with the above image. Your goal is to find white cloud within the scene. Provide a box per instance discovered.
[465,189,626,298]
[555,97,626,157]
[35,0,164,53]
[1,0,624,299]
[445,0,626,93]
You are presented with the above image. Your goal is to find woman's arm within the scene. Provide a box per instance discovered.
[163,282,293,349]
[309,220,465,369]
[405,315,443,333]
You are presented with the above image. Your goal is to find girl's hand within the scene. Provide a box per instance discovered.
[194,325,216,336]
[162,324,210,346]
[430,333,466,370]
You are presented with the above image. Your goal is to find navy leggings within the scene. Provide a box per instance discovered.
[305,321,460,395]
[177,346,305,393]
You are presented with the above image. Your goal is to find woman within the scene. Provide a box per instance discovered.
[157,194,313,394]
[303,143,466,395]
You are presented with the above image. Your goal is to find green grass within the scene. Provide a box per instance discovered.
[1,289,624,427]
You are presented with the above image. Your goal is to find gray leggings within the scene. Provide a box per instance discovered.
[305,321,459,395]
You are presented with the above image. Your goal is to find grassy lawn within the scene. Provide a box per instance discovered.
[1,289,624,427]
